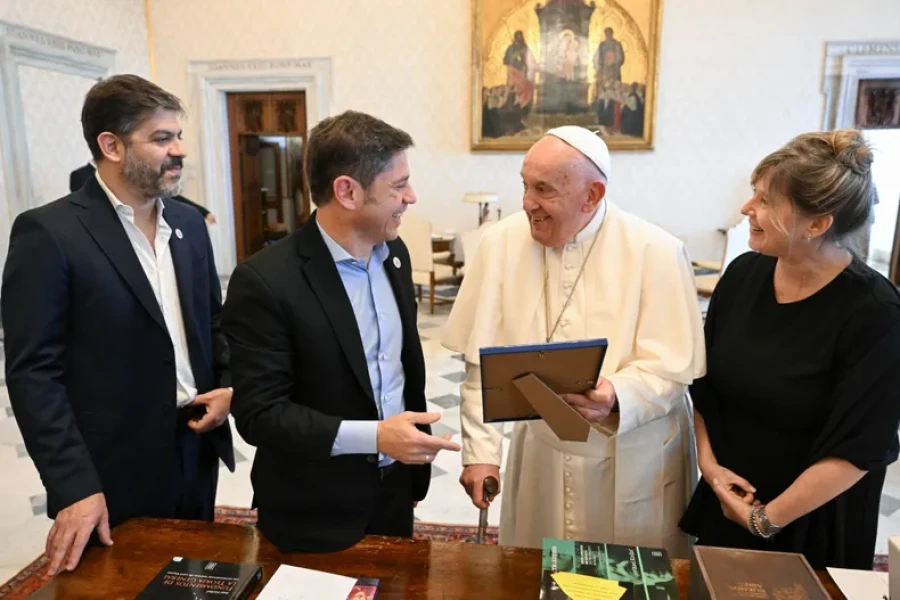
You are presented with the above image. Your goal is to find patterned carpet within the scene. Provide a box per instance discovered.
[0,507,498,599]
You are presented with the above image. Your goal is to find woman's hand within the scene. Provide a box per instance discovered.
[710,476,759,531]
[700,460,758,505]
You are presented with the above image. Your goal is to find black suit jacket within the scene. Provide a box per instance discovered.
[223,215,430,552]
[1,177,234,527]
[69,163,210,217]
[69,163,95,194]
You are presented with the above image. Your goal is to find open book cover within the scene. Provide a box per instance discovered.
[541,538,678,600]
[135,557,262,600]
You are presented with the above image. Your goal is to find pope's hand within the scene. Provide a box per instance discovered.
[561,377,616,423]
[460,464,501,510]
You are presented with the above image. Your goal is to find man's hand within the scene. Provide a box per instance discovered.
[460,464,501,510]
[187,387,232,434]
[45,492,112,576]
[205,213,217,225]
[377,412,461,464]
[561,377,617,423]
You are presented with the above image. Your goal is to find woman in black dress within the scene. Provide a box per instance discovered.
[679,129,900,569]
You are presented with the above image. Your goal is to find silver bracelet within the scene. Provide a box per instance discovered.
[748,506,767,538]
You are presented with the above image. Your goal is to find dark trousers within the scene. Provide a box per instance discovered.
[87,413,219,548]
[170,412,219,521]
[366,461,414,538]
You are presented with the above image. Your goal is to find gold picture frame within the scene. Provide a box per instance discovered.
[472,0,662,152]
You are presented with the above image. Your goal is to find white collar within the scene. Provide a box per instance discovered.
[570,199,608,245]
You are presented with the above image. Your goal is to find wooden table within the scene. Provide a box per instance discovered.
[29,518,845,599]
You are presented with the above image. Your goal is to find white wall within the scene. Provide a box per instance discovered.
[158,0,897,262]
[0,0,149,271]
[0,0,149,81]
[18,66,96,206]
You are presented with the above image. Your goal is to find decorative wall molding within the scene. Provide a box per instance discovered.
[186,57,332,275]
[824,40,900,75]
[0,20,114,219]
[822,40,900,130]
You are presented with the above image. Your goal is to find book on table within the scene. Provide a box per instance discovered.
[134,558,380,600]
[689,545,829,600]
[540,537,678,600]
[134,557,262,600]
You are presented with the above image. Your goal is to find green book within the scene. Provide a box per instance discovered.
[540,538,679,600]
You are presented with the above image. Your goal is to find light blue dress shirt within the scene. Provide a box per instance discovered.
[317,220,406,467]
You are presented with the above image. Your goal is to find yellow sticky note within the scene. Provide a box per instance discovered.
[551,572,626,600]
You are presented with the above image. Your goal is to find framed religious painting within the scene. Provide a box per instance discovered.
[855,78,900,129]
[472,0,663,151]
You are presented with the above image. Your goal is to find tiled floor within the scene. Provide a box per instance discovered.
[2,291,900,581]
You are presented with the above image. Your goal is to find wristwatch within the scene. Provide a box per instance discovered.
[758,507,783,537]
[750,506,783,539]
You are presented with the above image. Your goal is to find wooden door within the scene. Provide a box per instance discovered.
[226,91,308,262]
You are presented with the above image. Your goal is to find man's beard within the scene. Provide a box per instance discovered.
[122,146,182,199]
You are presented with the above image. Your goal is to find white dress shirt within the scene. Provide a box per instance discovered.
[95,172,198,407]
[316,220,405,466]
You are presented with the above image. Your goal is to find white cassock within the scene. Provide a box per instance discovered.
[442,201,705,557]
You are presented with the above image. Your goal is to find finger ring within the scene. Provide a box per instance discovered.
[425,455,432,462]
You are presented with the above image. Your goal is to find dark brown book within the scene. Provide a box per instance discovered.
[689,546,829,600]
[134,557,262,600]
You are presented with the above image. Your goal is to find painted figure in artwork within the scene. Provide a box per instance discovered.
[594,27,625,84]
[504,30,539,109]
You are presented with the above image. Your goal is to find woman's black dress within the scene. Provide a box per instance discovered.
[679,252,900,569]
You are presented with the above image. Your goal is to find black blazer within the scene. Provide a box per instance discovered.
[69,163,210,217]
[69,163,95,193]
[1,177,234,527]
[223,215,430,553]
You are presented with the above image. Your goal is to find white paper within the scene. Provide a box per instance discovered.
[826,567,889,600]
[256,564,357,600]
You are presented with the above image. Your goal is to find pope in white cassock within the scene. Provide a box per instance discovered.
[442,126,706,557]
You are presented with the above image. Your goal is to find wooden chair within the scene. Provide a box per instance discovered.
[398,213,462,313]
[694,217,751,298]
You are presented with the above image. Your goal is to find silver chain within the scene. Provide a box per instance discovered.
[542,202,607,343]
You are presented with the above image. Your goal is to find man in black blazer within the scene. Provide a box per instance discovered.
[223,111,459,553]
[70,161,218,224]
[2,74,234,576]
